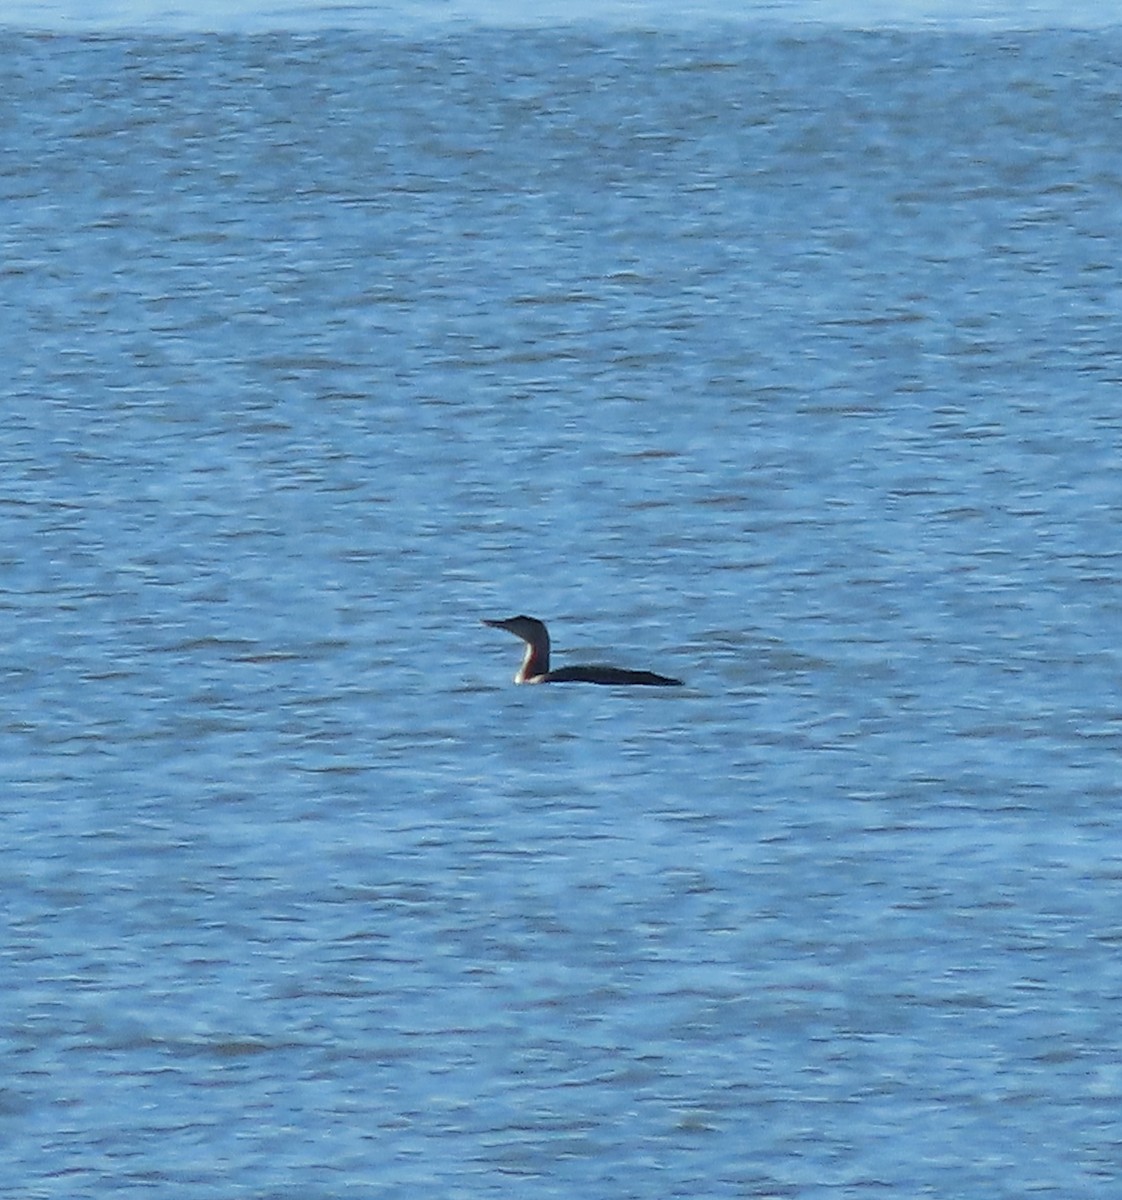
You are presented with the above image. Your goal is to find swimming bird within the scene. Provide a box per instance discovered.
[483,615,682,687]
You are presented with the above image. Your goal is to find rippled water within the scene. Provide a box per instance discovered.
[4,14,1122,1198]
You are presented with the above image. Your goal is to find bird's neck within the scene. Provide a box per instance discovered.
[515,635,550,683]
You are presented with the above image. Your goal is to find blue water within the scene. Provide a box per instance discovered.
[4,12,1122,1198]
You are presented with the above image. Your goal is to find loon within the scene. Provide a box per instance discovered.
[483,615,683,687]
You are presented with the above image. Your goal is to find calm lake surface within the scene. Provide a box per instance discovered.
[4,8,1122,1197]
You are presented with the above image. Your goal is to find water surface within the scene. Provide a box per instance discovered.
[3,17,1122,1199]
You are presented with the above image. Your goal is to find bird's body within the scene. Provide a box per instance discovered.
[483,615,682,687]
